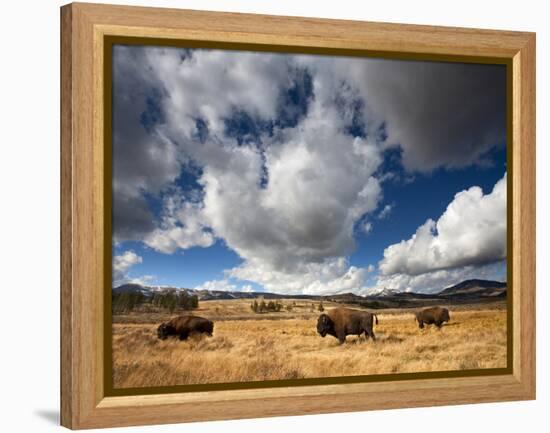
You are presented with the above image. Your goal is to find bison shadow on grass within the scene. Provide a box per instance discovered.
[157,315,214,341]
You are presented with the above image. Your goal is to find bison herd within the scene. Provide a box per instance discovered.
[156,305,451,344]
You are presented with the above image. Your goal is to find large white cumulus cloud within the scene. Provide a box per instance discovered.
[379,174,506,277]
[199,101,382,273]
[117,47,385,291]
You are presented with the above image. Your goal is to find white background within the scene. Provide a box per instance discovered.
[0,0,546,431]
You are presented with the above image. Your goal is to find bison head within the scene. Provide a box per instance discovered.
[317,314,333,337]
[157,323,170,340]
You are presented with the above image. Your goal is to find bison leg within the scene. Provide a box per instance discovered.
[418,320,424,329]
[179,331,189,341]
[435,321,442,329]
[337,332,346,344]
[369,330,376,341]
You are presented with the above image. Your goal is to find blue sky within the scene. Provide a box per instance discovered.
[111,46,507,294]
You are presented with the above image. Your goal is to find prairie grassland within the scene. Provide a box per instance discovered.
[112,300,507,388]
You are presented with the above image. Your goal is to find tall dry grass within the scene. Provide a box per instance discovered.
[112,305,507,388]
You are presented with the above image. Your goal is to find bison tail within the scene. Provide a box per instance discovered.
[374,314,379,325]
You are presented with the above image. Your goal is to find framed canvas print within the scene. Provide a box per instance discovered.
[60,2,536,429]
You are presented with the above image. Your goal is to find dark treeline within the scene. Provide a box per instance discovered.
[112,291,199,314]
[250,299,283,313]
[250,299,326,314]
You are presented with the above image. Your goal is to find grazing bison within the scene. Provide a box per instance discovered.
[415,306,450,329]
[317,307,378,344]
[157,315,214,340]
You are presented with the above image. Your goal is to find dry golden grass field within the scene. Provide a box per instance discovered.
[112,299,507,389]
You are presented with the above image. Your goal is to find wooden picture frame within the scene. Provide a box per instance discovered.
[60,2,536,429]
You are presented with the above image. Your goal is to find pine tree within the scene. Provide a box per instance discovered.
[251,299,259,313]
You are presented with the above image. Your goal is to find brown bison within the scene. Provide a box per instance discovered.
[415,306,450,329]
[157,315,214,340]
[317,307,378,344]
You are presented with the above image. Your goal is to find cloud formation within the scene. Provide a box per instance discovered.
[378,204,393,220]
[227,257,368,295]
[199,104,382,273]
[111,46,507,295]
[114,47,384,273]
[364,261,506,294]
[113,250,143,285]
[338,58,507,172]
[144,189,214,254]
[112,47,181,242]
[193,279,254,293]
[379,174,507,277]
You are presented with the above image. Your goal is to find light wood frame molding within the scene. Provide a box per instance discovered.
[60,2,536,429]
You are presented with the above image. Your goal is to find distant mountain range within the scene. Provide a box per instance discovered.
[356,279,507,309]
[438,279,506,297]
[114,283,319,301]
[113,278,507,308]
